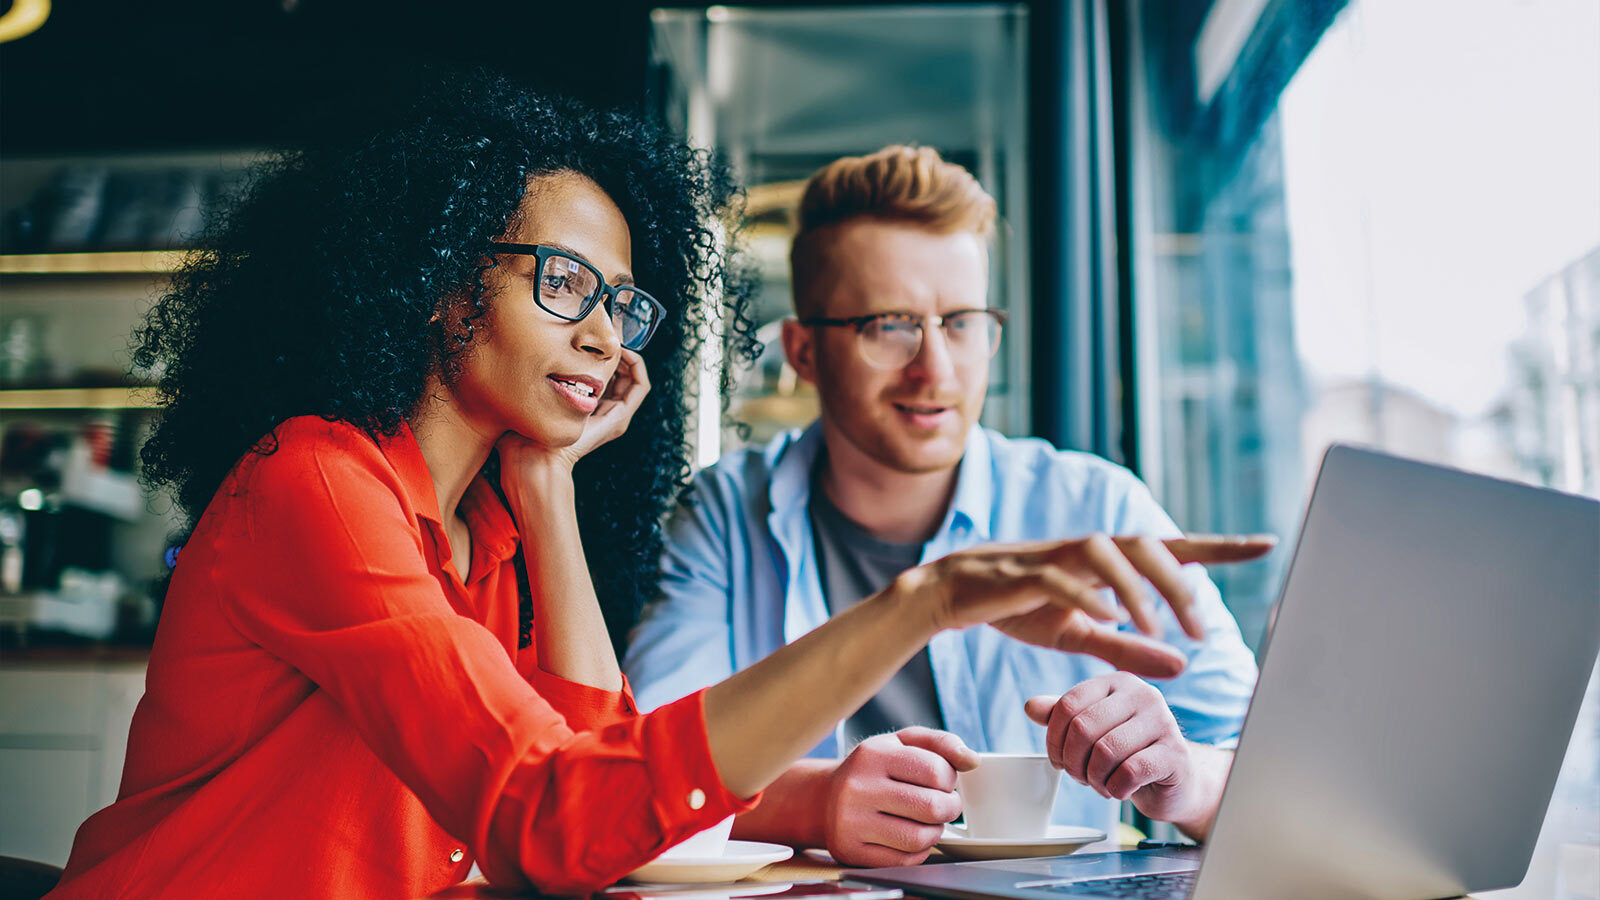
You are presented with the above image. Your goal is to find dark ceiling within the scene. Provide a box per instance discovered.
[0,0,661,154]
[0,0,1043,156]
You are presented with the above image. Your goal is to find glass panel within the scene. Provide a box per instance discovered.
[649,5,1030,457]
[1131,0,1599,888]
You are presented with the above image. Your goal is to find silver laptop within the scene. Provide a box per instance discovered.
[851,444,1600,900]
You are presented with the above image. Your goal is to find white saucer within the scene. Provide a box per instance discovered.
[624,840,795,884]
[935,824,1106,861]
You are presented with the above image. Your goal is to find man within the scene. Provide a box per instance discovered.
[623,146,1259,867]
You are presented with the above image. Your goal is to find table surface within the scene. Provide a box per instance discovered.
[422,844,1550,899]
[425,851,912,897]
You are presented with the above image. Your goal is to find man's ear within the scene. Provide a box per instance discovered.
[780,317,819,386]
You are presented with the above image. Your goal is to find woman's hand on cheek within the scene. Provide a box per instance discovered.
[498,349,651,482]
[583,348,650,451]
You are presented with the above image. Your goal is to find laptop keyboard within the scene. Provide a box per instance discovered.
[1033,870,1197,899]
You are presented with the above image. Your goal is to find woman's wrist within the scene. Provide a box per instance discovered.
[876,565,946,645]
[508,462,575,495]
[501,458,576,517]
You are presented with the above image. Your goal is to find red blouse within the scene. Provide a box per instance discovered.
[50,417,755,898]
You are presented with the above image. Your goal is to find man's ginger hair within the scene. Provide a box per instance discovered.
[789,145,997,316]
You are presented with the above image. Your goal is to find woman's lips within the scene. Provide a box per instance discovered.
[548,374,602,414]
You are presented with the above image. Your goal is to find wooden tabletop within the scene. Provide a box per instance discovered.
[423,847,1505,899]
[426,854,871,897]
[425,847,1092,898]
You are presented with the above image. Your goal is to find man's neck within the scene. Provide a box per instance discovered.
[816,426,961,546]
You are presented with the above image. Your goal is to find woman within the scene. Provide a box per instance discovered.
[50,71,1267,898]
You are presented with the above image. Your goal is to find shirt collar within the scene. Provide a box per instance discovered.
[768,420,994,543]
[767,422,827,525]
[945,425,994,542]
[378,423,521,577]
[378,422,444,525]
[458,478,520,574]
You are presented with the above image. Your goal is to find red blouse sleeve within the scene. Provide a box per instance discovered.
[516,644,640,730]
[525,666,640,730]
[214,428,756,893]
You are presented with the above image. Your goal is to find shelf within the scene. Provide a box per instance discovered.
[0,388,158,410]
[0,251,188,275]
[744,179,806,218]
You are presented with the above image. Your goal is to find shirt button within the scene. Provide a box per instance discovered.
[687,788,706,810]
[449,849,464,864]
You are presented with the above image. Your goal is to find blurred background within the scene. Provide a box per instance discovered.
[1,1,1595,894]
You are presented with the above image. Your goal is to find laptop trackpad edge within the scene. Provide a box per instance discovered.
[969,849,1200,884]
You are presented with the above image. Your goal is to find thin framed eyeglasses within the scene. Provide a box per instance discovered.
[799,309,1008,370]
[485,241,666,351]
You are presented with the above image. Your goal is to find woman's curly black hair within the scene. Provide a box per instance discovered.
[133,68,760,650]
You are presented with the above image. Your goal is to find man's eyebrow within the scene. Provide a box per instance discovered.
[542,241,634,285]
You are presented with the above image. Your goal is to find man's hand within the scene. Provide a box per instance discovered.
[823,727,978,867]
[1025,673,1228,838]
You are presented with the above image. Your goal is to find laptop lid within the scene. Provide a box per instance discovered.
[1190,445,1598,899]
[851,445,1599,900]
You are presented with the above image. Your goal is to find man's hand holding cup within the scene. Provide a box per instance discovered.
[823,727,977,867]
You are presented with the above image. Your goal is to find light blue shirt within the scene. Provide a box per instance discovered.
[623,423,1258,837]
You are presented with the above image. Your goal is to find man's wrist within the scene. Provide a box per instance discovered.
[1161,743,1231,839]
[734,758,837,848]
[802,759,839,848]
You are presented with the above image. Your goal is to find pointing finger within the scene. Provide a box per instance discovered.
[1163,534,1276,565]
[1081,534,1160,637]
[1054,617,1187,680]
[1120,535,1203,641]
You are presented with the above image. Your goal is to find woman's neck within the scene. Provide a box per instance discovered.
[408,385,498,524]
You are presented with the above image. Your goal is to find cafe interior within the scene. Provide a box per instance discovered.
[0,1,1596,898]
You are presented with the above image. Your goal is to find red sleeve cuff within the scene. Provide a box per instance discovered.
[639,689,762,845]
[525,666,638,728]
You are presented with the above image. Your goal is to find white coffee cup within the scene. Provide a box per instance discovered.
[657,814,735,860]
[955,752,1062,839]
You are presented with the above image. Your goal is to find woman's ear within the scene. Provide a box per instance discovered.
[429,292,456,327]
[432,293,479,348]
[780,317,818,386]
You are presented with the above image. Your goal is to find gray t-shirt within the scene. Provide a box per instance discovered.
[809,475,946,748]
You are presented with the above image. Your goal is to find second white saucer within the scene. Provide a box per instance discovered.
[935,824,1106,861]
[624,840,794,884]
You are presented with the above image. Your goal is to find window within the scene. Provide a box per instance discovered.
[649,5,1030,462]
[1129,0,1599,890]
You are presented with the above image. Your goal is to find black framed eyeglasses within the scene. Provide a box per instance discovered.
[485,241,666,351]
[799,309,1008,370]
